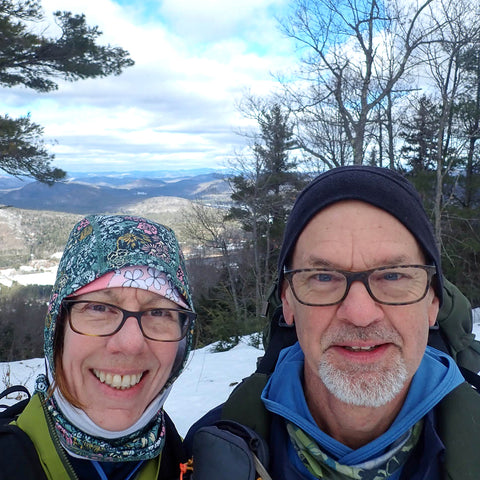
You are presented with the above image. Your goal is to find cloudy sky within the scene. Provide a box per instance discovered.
[4,0,296,174]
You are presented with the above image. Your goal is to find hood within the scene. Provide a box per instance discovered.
[44,214,195,391]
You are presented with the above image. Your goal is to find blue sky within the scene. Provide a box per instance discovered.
[3,0,296,174]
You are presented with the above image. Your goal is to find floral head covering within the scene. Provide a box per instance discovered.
[45,214,195,387]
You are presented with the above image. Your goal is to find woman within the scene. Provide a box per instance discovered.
[0,215,196,479]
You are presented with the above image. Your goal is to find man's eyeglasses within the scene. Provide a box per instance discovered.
[62,299,196,342]
[283,265,437,306]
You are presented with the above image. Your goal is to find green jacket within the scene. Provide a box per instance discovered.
[219,374,480,480]
[10,394,163,480]
[436,278,480,373]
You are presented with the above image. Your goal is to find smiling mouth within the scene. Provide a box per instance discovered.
[343,345,379,352]
[93,369,144,390]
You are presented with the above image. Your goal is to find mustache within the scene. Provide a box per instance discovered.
[322,324,402,346]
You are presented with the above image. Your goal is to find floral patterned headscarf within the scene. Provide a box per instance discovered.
[45,214,195,388]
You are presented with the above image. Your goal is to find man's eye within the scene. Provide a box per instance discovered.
[313,273,333,282]
[381,272,403,281]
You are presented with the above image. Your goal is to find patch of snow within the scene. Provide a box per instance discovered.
[473,307,480,326]
[1,312,479,437]
[473,308,479,338]
[0,265,58,287]
[0,338,263,437]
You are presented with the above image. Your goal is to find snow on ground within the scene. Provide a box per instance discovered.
[0,264,59,288]
[0,339,263,437]
[473,308,480,328]
[1,313,479,436]
[165,340,263,435]
[474,323,480,338]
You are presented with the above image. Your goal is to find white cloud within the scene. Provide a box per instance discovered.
[1,0,294,173]
[159,0,285,43]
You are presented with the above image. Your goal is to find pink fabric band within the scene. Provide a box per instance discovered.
[71,266,188,309]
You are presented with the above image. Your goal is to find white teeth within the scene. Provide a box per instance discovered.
[346,346,377,352]
[93,369,143,390]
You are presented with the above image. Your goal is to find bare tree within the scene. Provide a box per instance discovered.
[279,0,440,166]
[419,0,480,244]
[181,201,245,324]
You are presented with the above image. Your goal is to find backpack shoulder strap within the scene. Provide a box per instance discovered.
[458,366,480,391]
[436,382,480,479]
[0,384,30,403]
[159,411,188,480]
[0,398,30,424]
[0,385,31,417]
[435,277,480,372]
[221,372,271,440]
[0,424,47,479]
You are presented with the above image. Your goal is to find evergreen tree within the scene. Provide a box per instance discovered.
[456,46,480,208]
[228,104,306,315]
[400,96,440,173]
[0,0,134,183]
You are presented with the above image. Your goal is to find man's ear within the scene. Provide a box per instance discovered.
[428,290,440,328]
[281,281,295,326]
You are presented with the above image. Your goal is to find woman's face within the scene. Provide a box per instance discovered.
[60,287,180,431]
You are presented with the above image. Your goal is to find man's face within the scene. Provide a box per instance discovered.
[281,200,439,408]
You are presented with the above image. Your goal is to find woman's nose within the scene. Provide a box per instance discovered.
[106,316,146,353]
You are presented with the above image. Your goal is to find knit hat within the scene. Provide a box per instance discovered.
[45,214,195,387]
[277,166,443,305]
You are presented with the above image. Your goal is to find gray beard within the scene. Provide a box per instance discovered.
[318,357,409,407]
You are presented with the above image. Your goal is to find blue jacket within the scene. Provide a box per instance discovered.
[261,343,464,479]
[186,344,480,480]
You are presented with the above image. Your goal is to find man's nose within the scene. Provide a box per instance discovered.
[336,280,383,326]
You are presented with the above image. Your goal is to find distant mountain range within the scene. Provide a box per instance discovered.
[0,170,231,214]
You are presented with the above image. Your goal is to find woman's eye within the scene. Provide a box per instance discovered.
[86,302,108,312]
[148,309,171,317]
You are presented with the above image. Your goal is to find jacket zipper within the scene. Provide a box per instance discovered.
[41,397,80,480]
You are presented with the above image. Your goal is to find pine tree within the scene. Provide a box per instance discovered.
[0,0,134,183]
[228,104,305,314]
[400,96,440,173]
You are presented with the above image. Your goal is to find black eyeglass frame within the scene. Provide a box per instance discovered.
[283,264,437,306]
[61,299,196,342]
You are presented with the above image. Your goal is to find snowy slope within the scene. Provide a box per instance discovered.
[1,307,479,436]
[0,339,263,437]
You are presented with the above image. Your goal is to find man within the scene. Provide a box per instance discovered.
[187,166,480,480]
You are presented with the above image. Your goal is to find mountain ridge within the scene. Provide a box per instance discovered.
[0,171,231,214]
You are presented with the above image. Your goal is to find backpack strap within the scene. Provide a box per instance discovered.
[436,382,480,479]
[221,373,271,440]
[159,411,189,480]
[0,398,30,422]
[257,305,296,375]
[458,366,480,391]
[0,385,30,410]
[0,424,47,479]
[435,277,480,372]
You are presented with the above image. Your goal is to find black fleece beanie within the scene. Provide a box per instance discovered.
[277,166,443,305]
